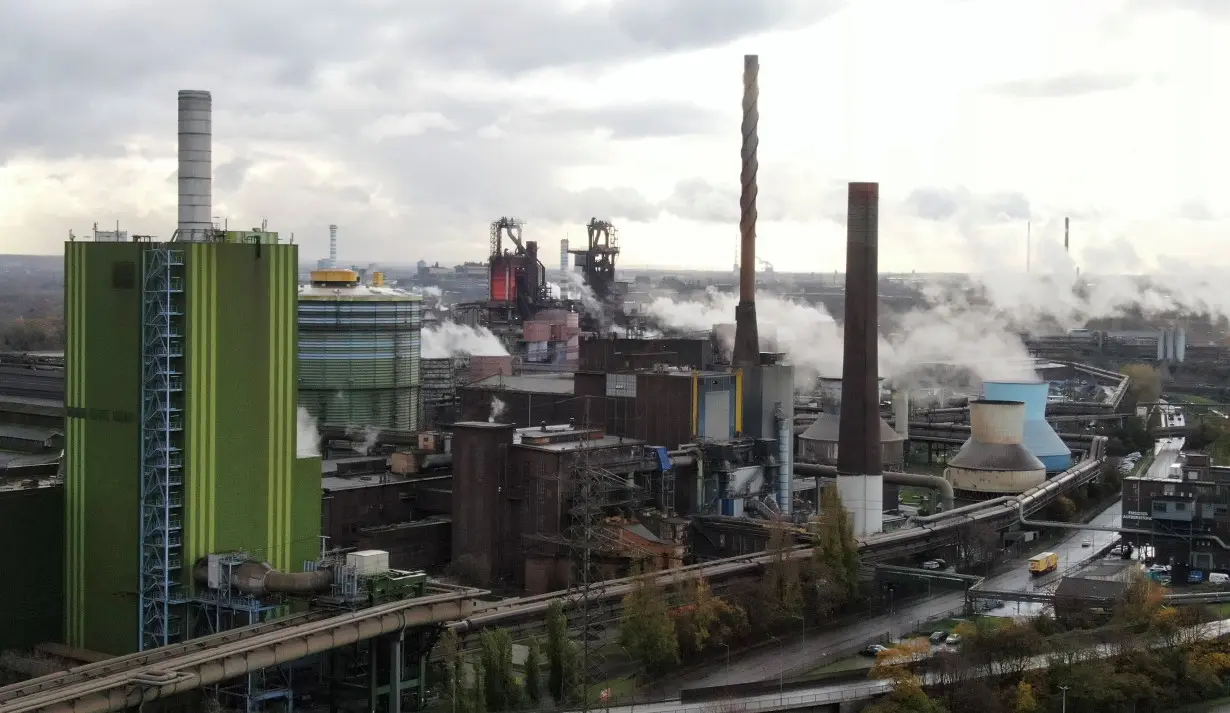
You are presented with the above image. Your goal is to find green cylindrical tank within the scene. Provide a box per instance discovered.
[298,269,423,430]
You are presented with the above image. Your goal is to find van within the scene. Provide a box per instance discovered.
[1210,573,1229,585]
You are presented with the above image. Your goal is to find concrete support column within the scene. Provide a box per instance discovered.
[369,642,378,713]
[390,631,404,713]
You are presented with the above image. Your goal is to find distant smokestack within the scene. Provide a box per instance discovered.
[837,182,883,537]
[177,90,212,240]
[731,54,760,367]
[1064,216,1069,254]
[329,224,338,267]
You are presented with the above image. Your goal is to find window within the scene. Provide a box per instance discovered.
[1176,502,1187,511]
[1153,501,1166,512]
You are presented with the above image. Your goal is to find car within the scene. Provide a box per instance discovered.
[929,631,948,644]
[945,634,962,646]
[860,644,888,657]
[921,560,942,570]
[1081,540,1092,548]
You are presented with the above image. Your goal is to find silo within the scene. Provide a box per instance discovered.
[298,269,423,430]
[982,380,1071,472]
[945,399,1046,497]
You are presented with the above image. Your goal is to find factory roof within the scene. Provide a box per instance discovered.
[298,283,421,302]
[0,424,63,445]
[468,374,574,395]
[321,473,413,491]
[513,424,644,452]
[0,474,61,492]
[797,413,904,444]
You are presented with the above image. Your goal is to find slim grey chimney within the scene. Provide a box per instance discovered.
[177,90,213,241]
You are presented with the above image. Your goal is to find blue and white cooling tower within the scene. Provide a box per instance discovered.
[982,380,1071,472]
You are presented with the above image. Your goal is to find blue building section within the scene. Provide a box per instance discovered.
[982,380,1072,472]
[647,446,672,472]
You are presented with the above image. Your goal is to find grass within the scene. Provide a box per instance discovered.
[585,675,638,705]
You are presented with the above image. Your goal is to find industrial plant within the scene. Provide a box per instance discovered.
[2,55,1228,713]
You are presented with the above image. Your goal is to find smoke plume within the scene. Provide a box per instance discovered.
[296,407,320,458]
[347,424,382,456]
[488,396,508,423]
[422,322,508,359]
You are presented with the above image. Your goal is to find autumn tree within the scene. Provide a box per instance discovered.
[868,640,947,713]
[523,637,542,704]
[1115,572,1165,626]
[1121,363,1163,408]
[811,483,862,616]
[1013,680,1038,713]
[758,522,803,627]
[545,601,579,703]
[673,576,749,660]
[619,571,680,677]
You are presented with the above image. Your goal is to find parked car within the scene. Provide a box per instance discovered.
[929,631,948,644]
[1081,539,1092,547]
[922,560,942,570]
[860,644,888,657]
[945,634,962,646]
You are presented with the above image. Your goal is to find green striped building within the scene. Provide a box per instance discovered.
[64,239,321,655]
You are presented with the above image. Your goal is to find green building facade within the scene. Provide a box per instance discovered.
[64,240,321,655]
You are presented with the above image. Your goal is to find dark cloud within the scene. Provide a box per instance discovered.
[989,73,1137,98]
[657,174,847,224]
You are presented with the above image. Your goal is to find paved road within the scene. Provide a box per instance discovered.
[667,499,1126,691]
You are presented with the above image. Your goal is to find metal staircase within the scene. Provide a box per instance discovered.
[139,246,187,650]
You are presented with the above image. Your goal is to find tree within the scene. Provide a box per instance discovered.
[1013,680,1038,713]
[620,571,680,676]
[1116,572,1165,626]
[545,601,579,703]
[1121,364,1162,408]
[479,628,520,712]
[867,645,948,713]
[674,576,748,660]
[811,483,862,616]
[757,522,804,627]
[523,636,542,704]
[438,628,467,713]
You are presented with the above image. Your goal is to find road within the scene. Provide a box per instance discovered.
[666,499,1125,691]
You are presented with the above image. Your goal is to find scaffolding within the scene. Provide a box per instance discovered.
[138,246,187,651]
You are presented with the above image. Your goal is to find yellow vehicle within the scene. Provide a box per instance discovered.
[1028,552,1058,575]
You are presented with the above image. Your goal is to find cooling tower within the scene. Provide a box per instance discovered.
[945,399,1046,496]
[981,380,1071,472]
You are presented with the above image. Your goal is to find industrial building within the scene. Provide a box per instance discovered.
[1122,448,1230,576]
[298,268,424,431]
[61,90,322,655]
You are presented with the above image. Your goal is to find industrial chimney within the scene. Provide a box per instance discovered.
[1064,216,1069,254]
[731,54,760,367]
[329,224,339,268]
[836,182,883,537]
[177,90,213,241]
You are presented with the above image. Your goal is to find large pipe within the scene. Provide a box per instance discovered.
[775,404,792,516]
[837,182,883,536]
[731,54,761,367]
[795,462,953,512]
[177,90,212,241]
[192,558,333,596]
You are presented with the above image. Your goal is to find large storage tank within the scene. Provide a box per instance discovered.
[945,399,1046,497]
[982,380,1071,472]
[299,269,423,430]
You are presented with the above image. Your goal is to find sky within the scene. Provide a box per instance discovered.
[0,0,1227,273]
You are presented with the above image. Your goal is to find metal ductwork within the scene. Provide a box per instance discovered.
[945,399,1046,496]
[177,90,212,241]
[795,462,954,512]
[192,557,333,596]
[836,181,883,537]
[731,54,760,367]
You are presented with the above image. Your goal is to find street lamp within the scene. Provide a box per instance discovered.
[1059,684,1070,713]
[792,613,806,643]
[768,635,784,698]
[720,642,731,674]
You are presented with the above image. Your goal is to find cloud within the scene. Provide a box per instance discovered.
[989,73,1137,98]
[658,169,848,224]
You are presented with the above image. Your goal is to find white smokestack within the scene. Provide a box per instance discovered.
[177,90,212,240]
[329,224,339,267]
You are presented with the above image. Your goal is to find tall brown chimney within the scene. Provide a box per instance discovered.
[731,54,760,367]
[837,182,881,478]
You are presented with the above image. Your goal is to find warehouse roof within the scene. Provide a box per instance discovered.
[0,424,63,445]
[468,374,574,395]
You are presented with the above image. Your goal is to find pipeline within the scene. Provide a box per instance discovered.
[794,462,954,512]
[192,558,333,596]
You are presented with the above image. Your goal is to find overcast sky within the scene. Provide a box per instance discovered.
[0,0,1225,273]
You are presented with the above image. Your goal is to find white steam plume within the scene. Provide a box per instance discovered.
[421,285,442,298]
[346,424,382,456]
[296,407,320,458]
[561,271,611,329]
[646,287,1036,386]
[422,322,508,359]
[489,396,508,423]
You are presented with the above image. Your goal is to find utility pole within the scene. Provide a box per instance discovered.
[1059,684,1070,713]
